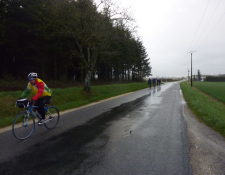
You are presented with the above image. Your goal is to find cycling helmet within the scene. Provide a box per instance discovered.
[27,72,38,80]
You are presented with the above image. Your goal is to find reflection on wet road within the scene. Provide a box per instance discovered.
[0,82,191,175]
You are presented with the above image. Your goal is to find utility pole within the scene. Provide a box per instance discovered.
[188,51,196,87]
[188,69,189,82]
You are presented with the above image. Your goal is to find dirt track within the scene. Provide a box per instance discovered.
[182,101,225,175]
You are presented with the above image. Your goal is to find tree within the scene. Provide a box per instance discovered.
[197,69,201,81]
[0,0,152,91]
[34,0,135,92]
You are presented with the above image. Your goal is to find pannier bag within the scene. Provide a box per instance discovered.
[16,99,29,108]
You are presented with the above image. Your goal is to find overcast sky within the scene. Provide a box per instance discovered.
[120,0,225,77]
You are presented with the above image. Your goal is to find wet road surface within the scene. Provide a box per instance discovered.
[0,82,191,175]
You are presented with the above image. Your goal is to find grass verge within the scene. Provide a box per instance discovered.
[180,81,225,137]
[0,82,148,128]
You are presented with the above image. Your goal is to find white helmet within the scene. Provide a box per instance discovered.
[27,72,38,80]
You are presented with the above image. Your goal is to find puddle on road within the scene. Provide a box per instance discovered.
[179,88,187,105]
[104,83,176,141]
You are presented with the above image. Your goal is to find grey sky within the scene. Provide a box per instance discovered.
[121,0,225,77]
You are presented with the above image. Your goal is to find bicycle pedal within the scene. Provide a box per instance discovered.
[38,122,44,126]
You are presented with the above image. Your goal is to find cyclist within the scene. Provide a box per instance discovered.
[148,78,152,88]
[152,78,156,87]
[19,72,52,124]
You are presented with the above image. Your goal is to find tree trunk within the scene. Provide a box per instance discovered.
[54,58,57,80]
[122,64,124,81]
[132,65,135,81]
[128,68,130,81]
[81,64,84,83]
[84,70,91,93]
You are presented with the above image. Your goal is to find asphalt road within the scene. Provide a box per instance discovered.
[0,82,191,175]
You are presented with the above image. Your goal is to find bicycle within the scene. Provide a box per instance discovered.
[12,99,60,140]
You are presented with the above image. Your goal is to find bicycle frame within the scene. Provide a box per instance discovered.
[29,105,54,124]
[26,105,48,121]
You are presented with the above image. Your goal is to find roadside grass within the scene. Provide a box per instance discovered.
[180,81,225,137]
[193,81,225,104]
[0,82,148,128]
[0,74,146,91]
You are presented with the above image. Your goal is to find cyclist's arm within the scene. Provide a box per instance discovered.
[32,81,44,101]
[20,86,31,98]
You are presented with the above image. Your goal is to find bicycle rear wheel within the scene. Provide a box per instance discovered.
[44,106,59,129]
[12,112,35,140]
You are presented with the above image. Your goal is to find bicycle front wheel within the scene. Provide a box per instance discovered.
[12,112,35,140]
[44,106,59,129]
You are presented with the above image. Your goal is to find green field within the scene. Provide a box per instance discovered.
[180,81,225,137]
[193,81,225,104]
[0,82,148,128]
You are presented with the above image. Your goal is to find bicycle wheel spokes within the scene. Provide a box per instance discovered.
[12,112,35,140]
[44,106,59,130]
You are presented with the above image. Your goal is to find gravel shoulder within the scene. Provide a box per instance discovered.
[182,96,225,174]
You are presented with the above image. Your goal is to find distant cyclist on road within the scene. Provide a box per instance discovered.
[148,78,152,88]
[152,78,156,87]
[158,79,161,86]
[19,72,52,124]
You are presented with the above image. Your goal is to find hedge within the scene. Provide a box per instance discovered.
[205,76,225,82]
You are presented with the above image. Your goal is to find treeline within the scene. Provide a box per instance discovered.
[0,0,151,92]
[205,76,225,82]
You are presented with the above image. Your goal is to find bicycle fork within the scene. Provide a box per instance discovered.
[22,112,30,127]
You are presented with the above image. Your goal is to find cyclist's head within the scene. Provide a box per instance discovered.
[27,72,38,81]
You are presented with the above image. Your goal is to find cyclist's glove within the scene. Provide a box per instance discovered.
[29,99,34,106]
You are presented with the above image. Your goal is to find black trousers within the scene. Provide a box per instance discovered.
[34,96,51,119]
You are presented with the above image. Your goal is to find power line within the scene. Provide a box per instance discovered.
[188,0,210,51]
[196,10,225,50]
[192,0,222,50]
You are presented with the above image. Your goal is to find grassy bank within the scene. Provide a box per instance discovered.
[0,82,148,128]
[0,74,146,91]
[180,81,225,137]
